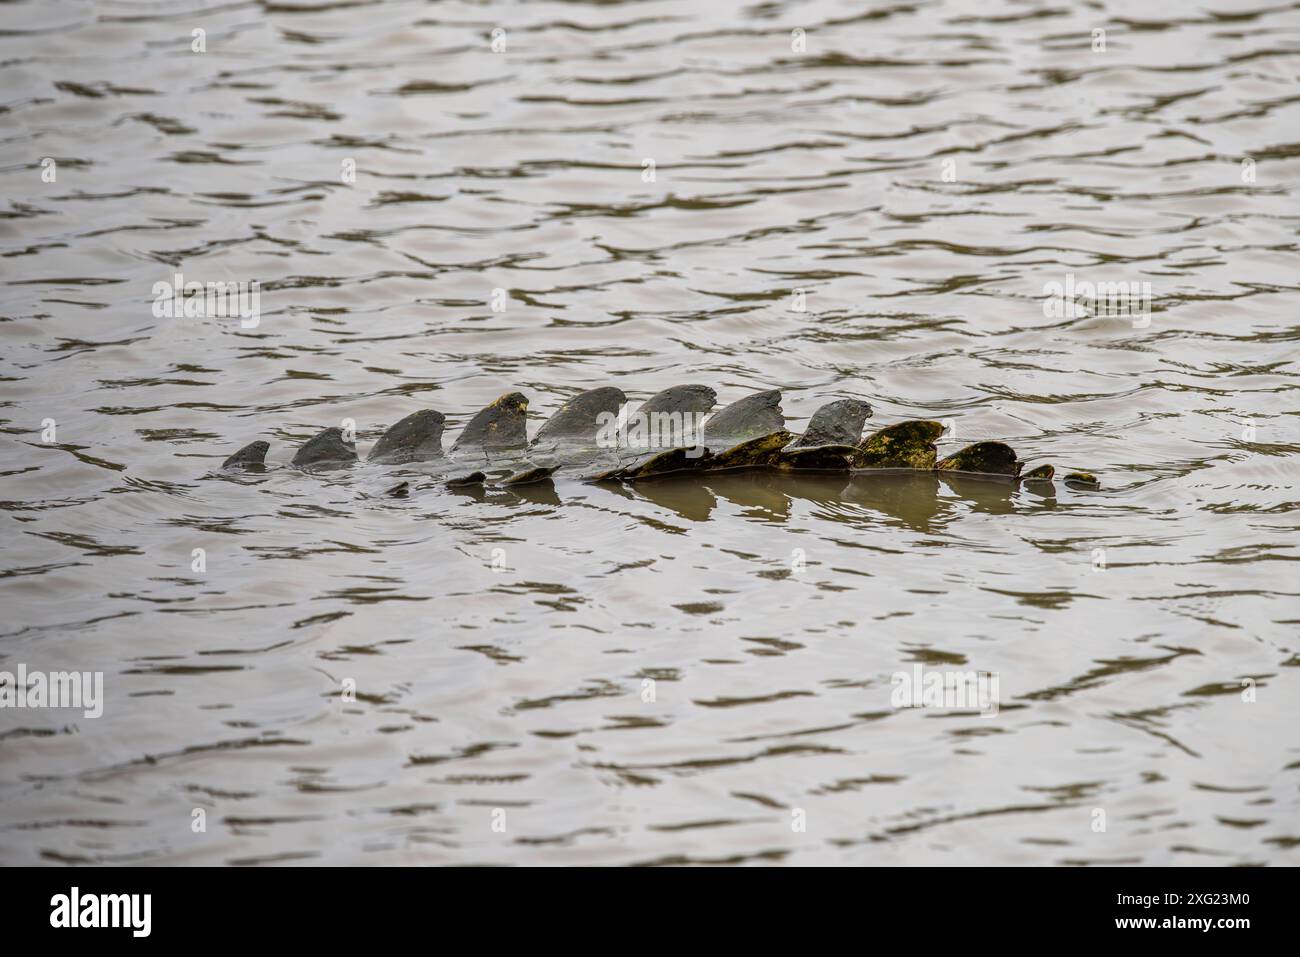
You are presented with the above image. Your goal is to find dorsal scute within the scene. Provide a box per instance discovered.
[532,386,626,447]
[635,384,717,418]
[222,440,269,470]
[936,441,1020,478]
[450,392,529,455]
[702,389,785,449]
[292,427,357,469]
[792,398,873,449]
[852,421,944,470]
[620,384,716,453]
[369,409,446,464]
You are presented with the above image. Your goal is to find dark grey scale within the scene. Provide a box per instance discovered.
[632,383,717,447]
[936,441,1020,478]
[368,409,446,464]
[636,384,717,418]
[591,446,712,482]
[778,445,856,471]
[502,386,629,482]
[500,465,558,486]
[291,427,357,468]
[445,471,486,488]
[700,389,785,449]
[788,398,873,449]
[222,440,269,470]
[530,386,626,446]
[581,383,718,472]
[449,392,529,456]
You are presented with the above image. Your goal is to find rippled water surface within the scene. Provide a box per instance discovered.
[2,0,1299,866]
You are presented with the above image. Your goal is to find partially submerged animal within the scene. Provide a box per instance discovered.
[219,385,1100,493]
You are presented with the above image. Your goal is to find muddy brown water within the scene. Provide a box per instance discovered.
[1,0,1297,865]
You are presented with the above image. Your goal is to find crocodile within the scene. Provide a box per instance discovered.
[217,385,1100,494]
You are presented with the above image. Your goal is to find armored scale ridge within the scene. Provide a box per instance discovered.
[219,385,1100,494]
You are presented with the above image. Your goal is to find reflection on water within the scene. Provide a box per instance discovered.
[1,0,1298,866]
